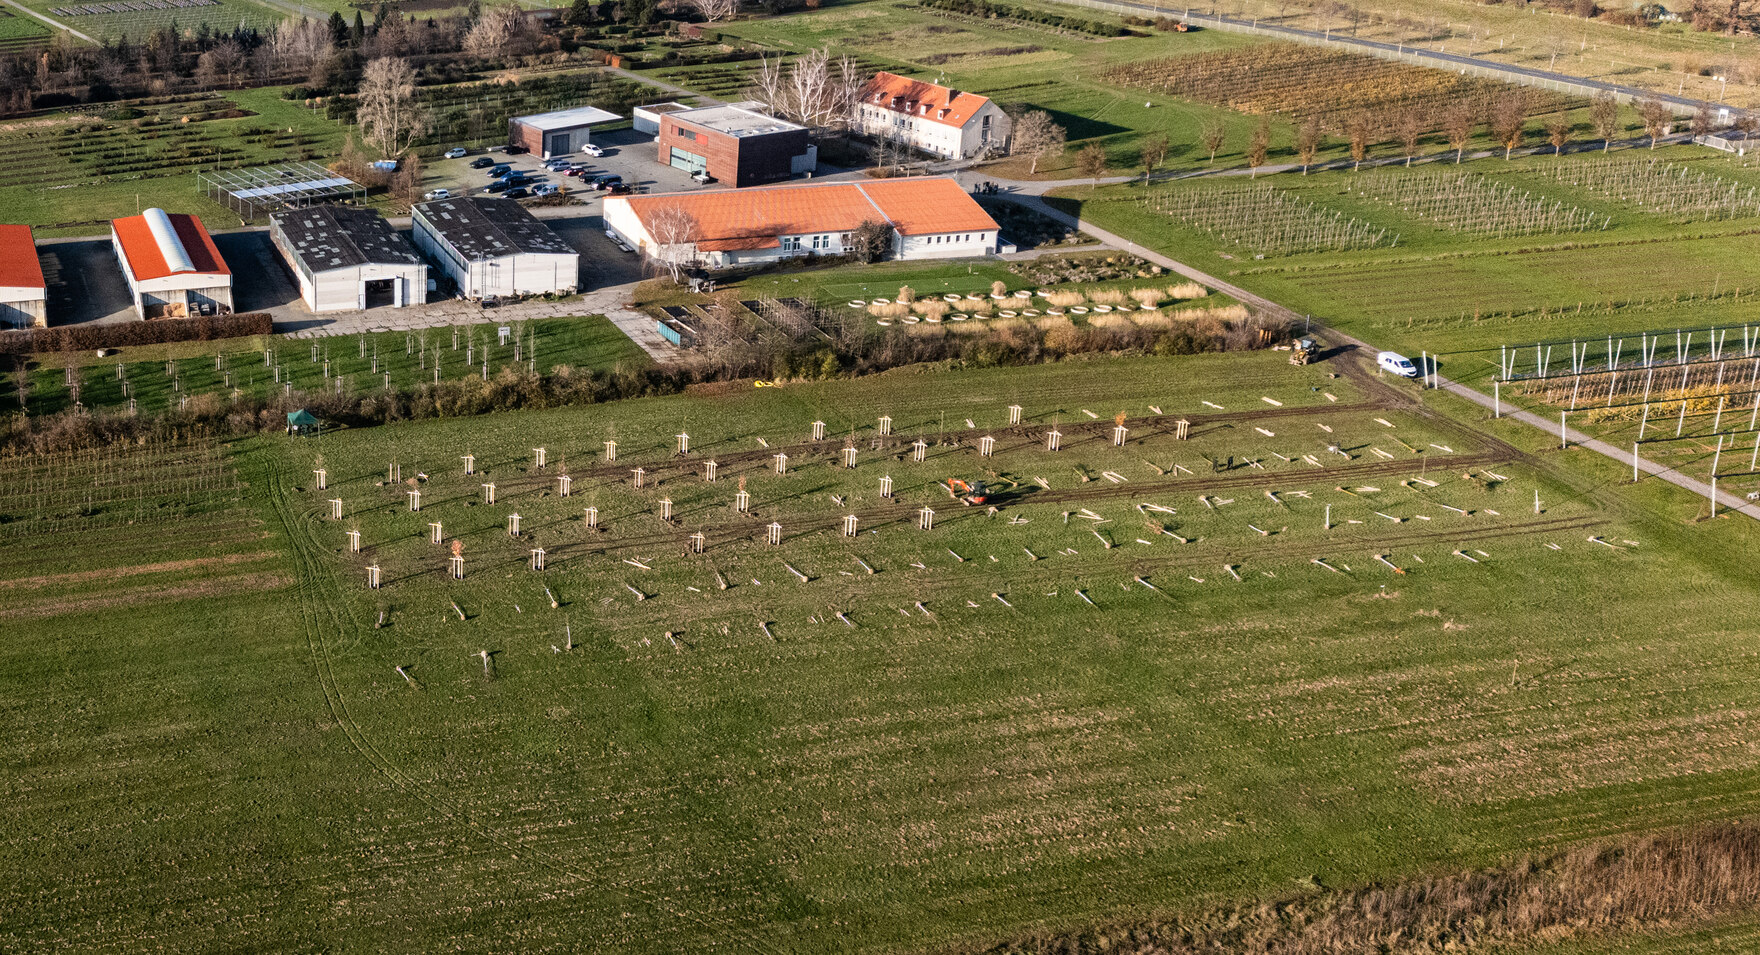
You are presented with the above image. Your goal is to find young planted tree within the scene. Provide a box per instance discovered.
[1394,105,1426,166]
[1200,118,1227,164]
[1691,104,1716,138]
[646,205,701,283]
[1638,97,1672,148]
[1012,110,1067,174]
[358,56,425,158]
[1345,113,1371,170]
[1076,142,1108,185]
[1442,99,1476,164]
[1490,93,1527,159]
[1295,115,1323,174]
[1591,91,1621,151]
[1546,114,1572,155]
[1139,133,1169,181]
[1246,118,1270,177]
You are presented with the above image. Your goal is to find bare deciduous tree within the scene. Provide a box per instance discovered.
[1546,114,1572,155]
[1637,97,1672,148]
[746,48,868,130]
[1295,115,1322,174]
[1394,105,1426,166]
[271,17,334,86]
[1076,142,1107,184]
[194,38,245,89]
[687,0,740,21]
[1246,117,1269,177]
[1139,133,1168,181]
[1200,118,1226,164]
[1490,93,1527,159]
[358,56,425,158]
[647,205,701,283]
[464,3,534,61]
[1691,104,1716,138]
[1442,99,1476,163]
[1012,110,1066,174]
[1591,91,1621,151]
[1345,112,1371,170]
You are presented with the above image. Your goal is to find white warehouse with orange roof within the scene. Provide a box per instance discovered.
[856,72,1012,160]
[110,209,233,319]
[0,224,47,328]
[603,177,1001,270]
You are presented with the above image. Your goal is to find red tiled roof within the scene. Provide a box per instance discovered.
[617,178,997,247]
[860,72,994,129]
[0,225,44,290]
[112,212,229,281]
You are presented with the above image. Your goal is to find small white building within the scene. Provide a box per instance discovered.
[412,197,579,299]
[604,177,999,270]
[856,72,1012,160]
[0,224,47,328]
[509,105,622,158]
[270,206,428,313]
[110,209,233,320]
[633,101,692,136]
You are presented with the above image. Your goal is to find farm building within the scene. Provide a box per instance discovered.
[0,224,47,328]
[508,105,622,158]
[269,206,428,313]
[603,177,999,270]
[411,197,579,299]
[856,72,1012,160]
[633,102,692,136]
[655,105,816,187]
[110,209,233,320]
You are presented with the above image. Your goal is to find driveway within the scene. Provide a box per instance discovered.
[36,238,136,326]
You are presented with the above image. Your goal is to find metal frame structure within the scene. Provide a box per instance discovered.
[200,162,365,222]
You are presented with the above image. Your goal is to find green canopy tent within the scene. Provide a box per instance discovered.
[286,409,321,437]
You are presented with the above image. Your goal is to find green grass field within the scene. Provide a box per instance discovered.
[4,315,650,418]
[12,0,285,41]
[11,347,1760,950]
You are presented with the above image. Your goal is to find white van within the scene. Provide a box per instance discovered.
[1378,351,1419,377]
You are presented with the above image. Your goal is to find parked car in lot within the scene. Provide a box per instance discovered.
[487,163,511,177]
[605,182,632,195]
[470,156,496,169]
[542,157,573,170]
[444,147,468,159]
[504,186,530,200]
[591,175,623,191]
[582,143,605,157]
[423,188,452,201]
[690,170,716,185]
[486,180,512,194]
[564,167,588,177]
[531,183,559,197]
[505,144,527,155]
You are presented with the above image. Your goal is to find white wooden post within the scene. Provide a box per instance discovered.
[735,490,750,512]
[462,454,474,475]
[812,420,826,441]
[585,506,599,529]
[1113,425,1128,446]
[329,498,342,519]
[880,475,893,498]
[979,436,995,456]
[482,483,495,505]
[508,513,521,536]
[919,506,935,530]
[1046,429,1062,451]
[367,564,380,589]
[388,461,400,483]
[912,440,927,462]
[1175,419,1189,440]
[347,529,361,553]
[705,460,718,482]
[314,468,327,490]
[843,514,858,537]
[632,467,645,488]
[449,555,465,579]
[878,415,893,435]
[531,548,545,571]
[677,432,690,454]
[430,521,443,544]
[660,498,673,521]
[689,532,705,553]
[558,474,572,496]
[408,489,420,511]
[767,522,782,545]
[843,447,857,469]
[774,453,788,475]
[604,440,617,462]
[1008,404,1022,425]
[533,447,546,469]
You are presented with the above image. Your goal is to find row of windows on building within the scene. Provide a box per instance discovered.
[773,232,981,252]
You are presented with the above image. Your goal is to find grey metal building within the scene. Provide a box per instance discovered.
[411,197,579,300]
[269,206,428,313]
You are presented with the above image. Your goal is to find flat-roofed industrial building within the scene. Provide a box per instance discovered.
[270,206,429,313]
[508,105,621,158]
[656,105,816,188]
[411,197,579,299]
[0,224,47,328]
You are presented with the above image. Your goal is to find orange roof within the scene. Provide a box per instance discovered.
[860,72,994,129]
[618,178,997,246]
[112,211,229,281]
[0,225,44,290]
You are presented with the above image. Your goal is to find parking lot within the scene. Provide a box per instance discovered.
[428,126,724,204]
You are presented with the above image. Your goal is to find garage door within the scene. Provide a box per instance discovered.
[547,132,572,155]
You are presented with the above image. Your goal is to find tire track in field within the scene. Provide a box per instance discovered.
[258,456,788,954]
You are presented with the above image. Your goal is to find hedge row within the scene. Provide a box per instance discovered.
[0,312,273,356]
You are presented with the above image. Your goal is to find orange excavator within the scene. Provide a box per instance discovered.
[946,478,990,506]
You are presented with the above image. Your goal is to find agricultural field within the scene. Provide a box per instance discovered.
[13,0,285,41]
[1,315,649,418]
[11,345,1760,950]
[1060,145,1760,355]
[0,5,51,51]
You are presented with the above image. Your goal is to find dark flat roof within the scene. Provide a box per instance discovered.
[271,206,422,271]
[414,197,576,260]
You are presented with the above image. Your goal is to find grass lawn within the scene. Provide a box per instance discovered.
[10,0,286,40]
[11,347,1760,949]
[2,315,649,418]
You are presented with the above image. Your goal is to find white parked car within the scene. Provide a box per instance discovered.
[423,188,452,201]
[443,147,468,159]
[531,183,559,197]
[1378,351,1419,378]
[582,143,605,157]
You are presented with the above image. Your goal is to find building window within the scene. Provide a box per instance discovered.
[840,233,850,246]
[678,128,698,142]
[781,236,801,251]
[812,234,830,250]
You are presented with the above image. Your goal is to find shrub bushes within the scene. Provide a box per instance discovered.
[0,312,272,356]
[915,0,1128,36]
